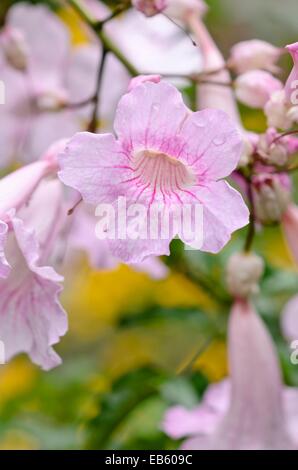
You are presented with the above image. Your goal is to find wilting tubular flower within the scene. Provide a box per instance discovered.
[59,81,249,263]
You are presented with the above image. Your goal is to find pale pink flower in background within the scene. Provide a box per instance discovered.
[228,40,282,74]
[0,25,29,70]
[282,295,298,343]
[105,8,202,79]
[163,301,298,449]
[265,43,298,130]
[187,12,256,170]
[188,12,240,123]
[128,74,161,92]
[132,0,168,17]
[0,179,67,370]
[235,70,283,109]
[165,0,208,22]
[59,80,248,263]
[0,3,128,166]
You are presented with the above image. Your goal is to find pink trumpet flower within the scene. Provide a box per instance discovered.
[187,11,240,123]
[0,179,67,370]
[163,300,298,450]
[59,80,248,264]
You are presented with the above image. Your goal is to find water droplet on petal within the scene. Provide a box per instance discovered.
[212,135,226,146]
[194,118,206,128]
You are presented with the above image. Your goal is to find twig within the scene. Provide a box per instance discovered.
[87,47,108,132]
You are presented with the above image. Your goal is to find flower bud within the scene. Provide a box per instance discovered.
[284,42,298,104]
[1,26,29,71]
[132,0,168,17]
[226,252,264,299]
[228,40,282,74]
[35,87,68,112]
[235,70,283,109]
[239,132,258,167]
[257,129,289,167]
[264,90,293,130]
[253,174,291,224]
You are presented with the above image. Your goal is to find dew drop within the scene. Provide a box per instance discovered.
[212,135,226,146]
[194,119,206,128]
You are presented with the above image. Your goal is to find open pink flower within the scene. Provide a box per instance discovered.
[0,179,67,370]
[59,81,248,263]
[163,301,298,449]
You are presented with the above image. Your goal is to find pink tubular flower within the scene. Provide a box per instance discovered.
[59,81,249,264]
[0,179,67,370]
[228,40,282,74]
[235,70,283,109]
[285,42,298,104]
[163,301,298,450]
[132,0,167,17]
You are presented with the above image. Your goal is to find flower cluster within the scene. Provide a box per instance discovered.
[0,0,298,451]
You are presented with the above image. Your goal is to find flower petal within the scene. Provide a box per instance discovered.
[59,132,129,205]
[0,215,67,370]
[0,221,10,278]
[114,81,189,154]
[194,181,249,253]
[180,109,243,179]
